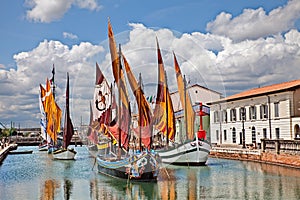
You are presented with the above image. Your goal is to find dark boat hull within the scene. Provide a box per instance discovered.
[97,152,160,182]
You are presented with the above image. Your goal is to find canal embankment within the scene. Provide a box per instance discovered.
[0,143,18,164]
[210,144,300,169]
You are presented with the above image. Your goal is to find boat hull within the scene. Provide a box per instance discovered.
[52,148,77,160]
[97,152,160,182]
[38,144,48,151]
[157,140,211,166]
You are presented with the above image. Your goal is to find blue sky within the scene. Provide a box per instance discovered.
[0,0,299,128]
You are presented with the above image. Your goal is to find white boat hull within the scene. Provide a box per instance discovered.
[157,140,211,165]
[52,148,77,160]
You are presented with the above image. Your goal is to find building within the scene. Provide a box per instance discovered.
[170,84,222,141]
[208,79,300,147]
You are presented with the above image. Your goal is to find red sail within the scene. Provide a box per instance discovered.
[108,20,131,148]
[122,53,153,149]
[63,73,74,149]
[153,39,176,141]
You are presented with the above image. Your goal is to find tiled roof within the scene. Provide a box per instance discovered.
[209,79,300,104]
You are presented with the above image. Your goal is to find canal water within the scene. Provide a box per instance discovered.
[1,146,300,200]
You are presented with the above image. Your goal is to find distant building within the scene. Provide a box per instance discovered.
[208,80,300,147]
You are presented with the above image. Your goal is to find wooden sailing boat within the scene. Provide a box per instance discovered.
[39,66,62,153]
[154,40,211,166]
[52,73,77,160]
[95,20,160,182]
[87,63,112,157]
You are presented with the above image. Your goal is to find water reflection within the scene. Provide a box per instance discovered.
[2,147,300,199]
[40,179,59,200]
[63,179,73,200]
[88,176,159,200]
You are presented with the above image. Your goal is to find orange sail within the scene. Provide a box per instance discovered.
[122,53,153,149]
[153,39,175,141]
[108,20,131,149]
[44,78,62,142]
[173,53,195,140]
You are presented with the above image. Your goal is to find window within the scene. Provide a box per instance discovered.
[232,127,236,143]
[240,107,246,121]
[275,128,280,139]
[230,108,236,122]
[223,110,227,123]
[249,106,256,120]
[224,130,227,141]
[274,102,279,118]
[251,127,256,143]
[260,104,268,119]
[216,130,219,141]
[214,111,219,123]
[263,128,267,138]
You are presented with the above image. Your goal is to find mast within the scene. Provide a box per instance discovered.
[51,64,55,100]
[138,73,142,151]
[118,44,122,159]
[165,70,169,146]
[183,75,188,140]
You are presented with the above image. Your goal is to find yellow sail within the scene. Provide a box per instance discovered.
[173,53,195,140]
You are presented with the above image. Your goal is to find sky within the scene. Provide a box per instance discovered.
[1,0,300,128]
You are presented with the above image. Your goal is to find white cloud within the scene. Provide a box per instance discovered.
[25,0,101,23]
[206,0,300,41]
[63,32,78,40]
[0,40,104,127]
[74,0,102,11]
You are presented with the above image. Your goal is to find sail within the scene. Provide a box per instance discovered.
[39,84,49,143]
[108,20,131,148]
[63,73,74,149]
[122,53,153,149]
[152,40,176,141]
[93,62,112,125]
[45,78,62,142]
[173,53,195,140]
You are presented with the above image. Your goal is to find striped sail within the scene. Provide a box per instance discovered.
[152,39,175,141]
[122,53,153,149]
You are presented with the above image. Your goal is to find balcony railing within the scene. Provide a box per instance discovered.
[261,139,300,154]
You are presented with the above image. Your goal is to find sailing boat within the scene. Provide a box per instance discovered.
[95,20,160,182]
[52,73,77,160]
[87,63,112,157]
[154,41,211,166]
[39,66,62,153]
